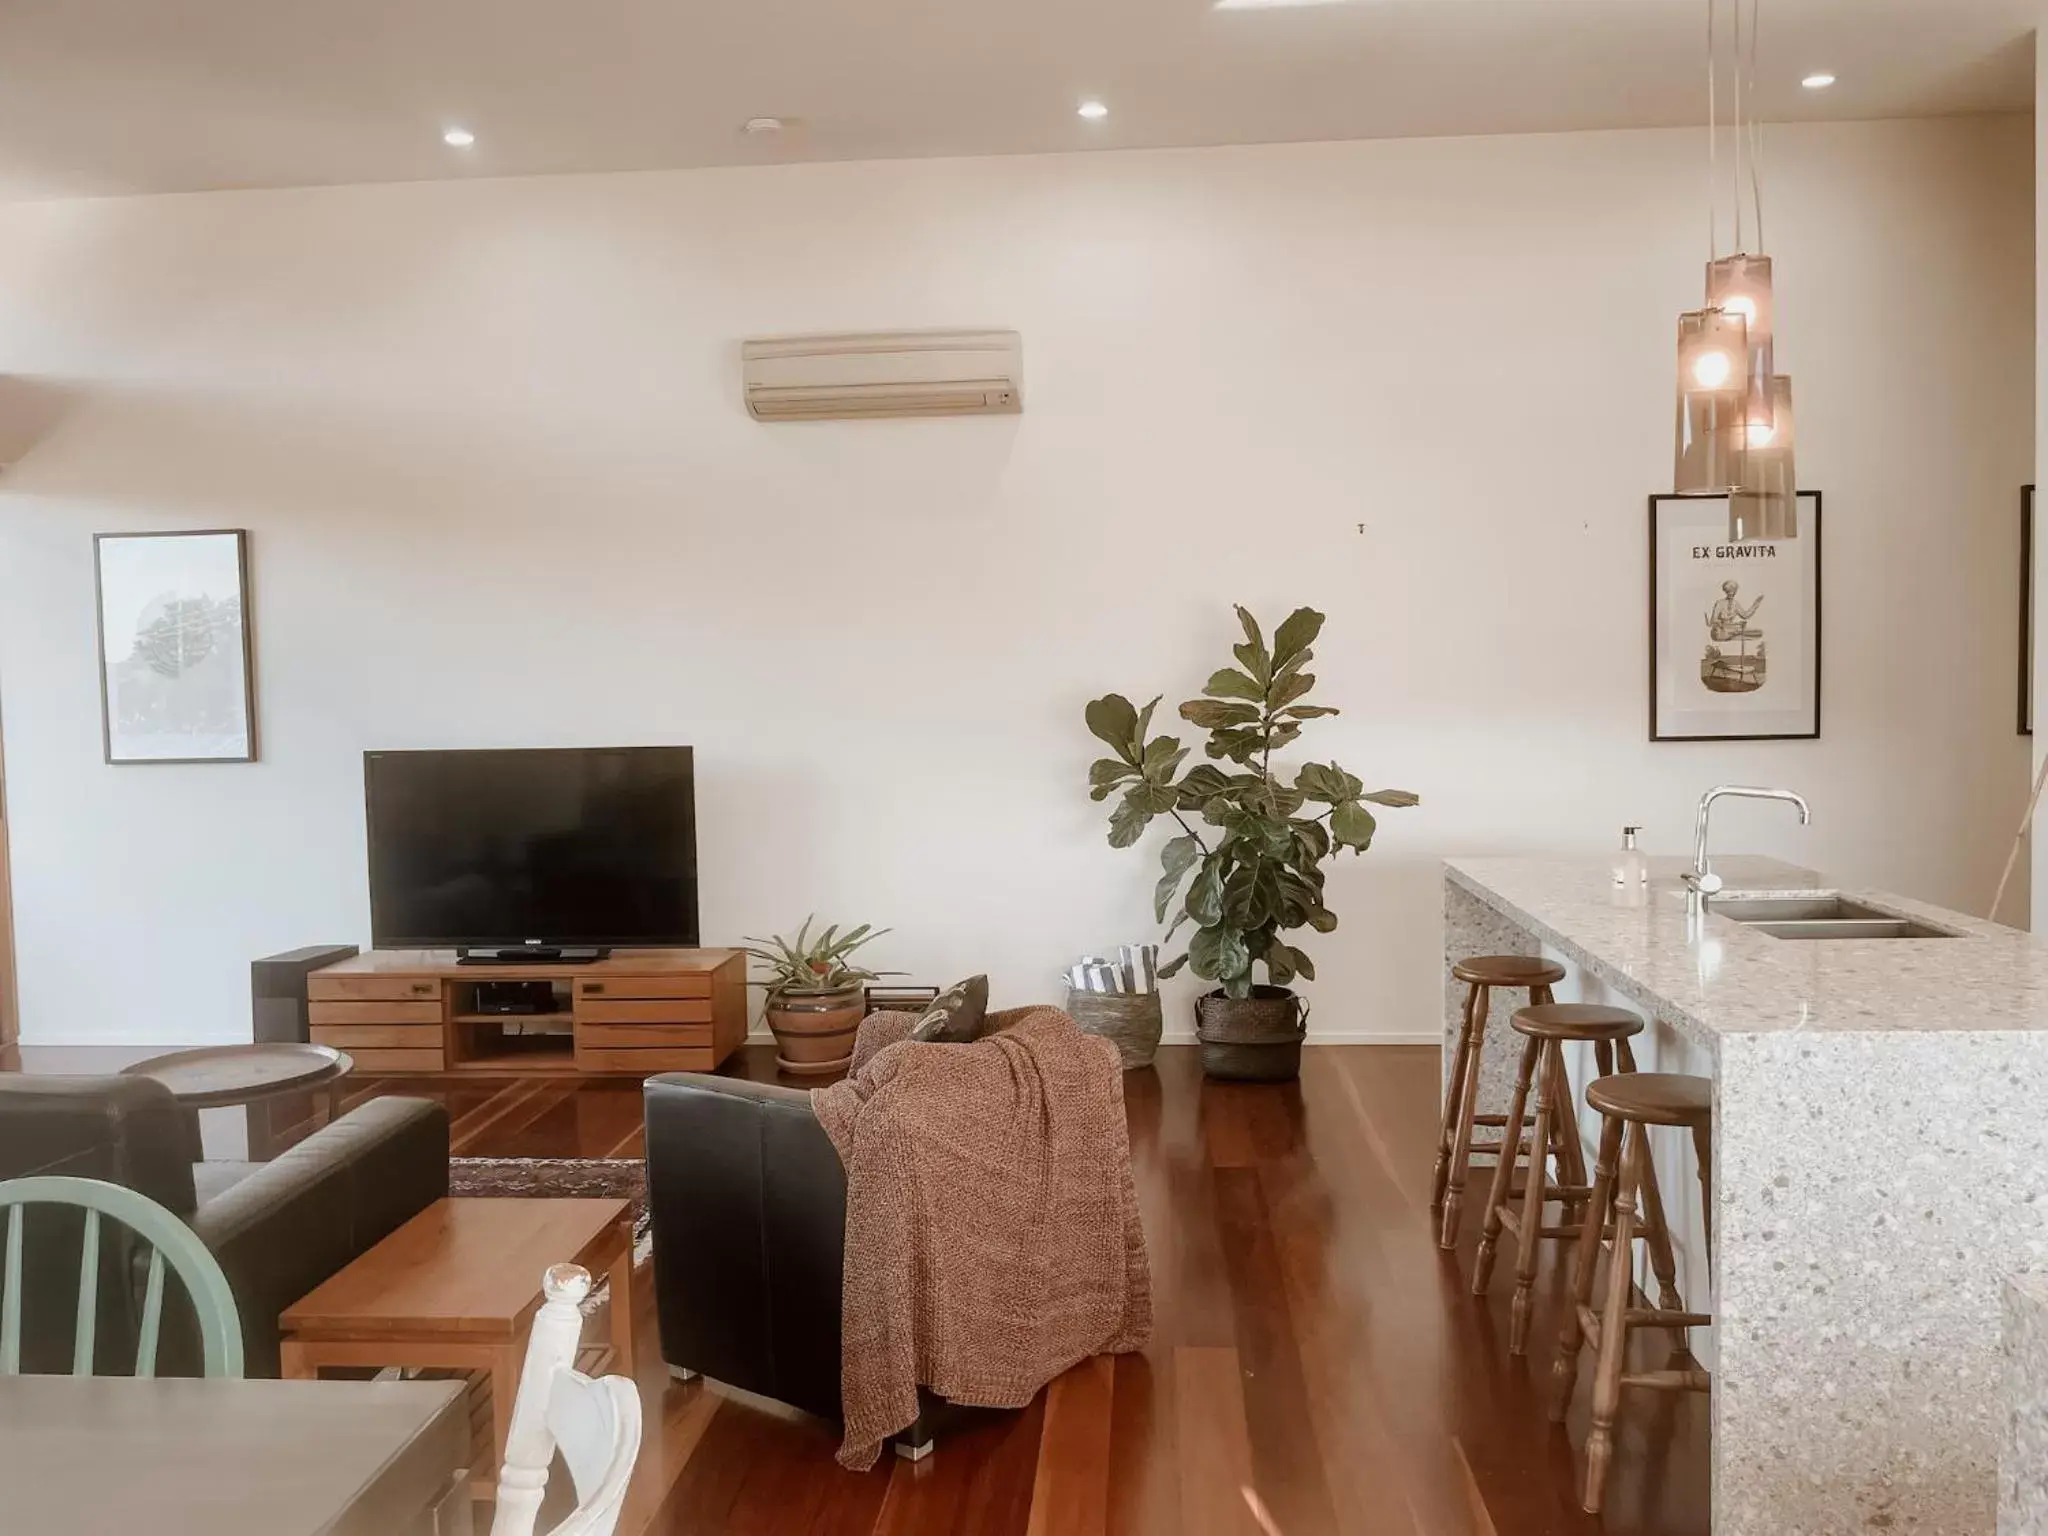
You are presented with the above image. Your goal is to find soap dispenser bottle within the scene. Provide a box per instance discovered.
[1612,826,1648,888]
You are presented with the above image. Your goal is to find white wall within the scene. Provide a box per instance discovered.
[0,115,2032,1046]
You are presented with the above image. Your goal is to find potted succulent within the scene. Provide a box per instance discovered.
[1086,605,1418,1081]
[743,918,895,1077]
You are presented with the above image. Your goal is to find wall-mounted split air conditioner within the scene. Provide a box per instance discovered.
[741,329,1022,422]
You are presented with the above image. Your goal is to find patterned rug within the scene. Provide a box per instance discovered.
[448,1156,652,1313]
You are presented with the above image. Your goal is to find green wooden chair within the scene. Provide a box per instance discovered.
[0,1174,244,1378]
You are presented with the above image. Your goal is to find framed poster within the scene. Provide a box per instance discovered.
[94,530,256,764]
[1649,492,1822,742]
[2022,485,2034,736]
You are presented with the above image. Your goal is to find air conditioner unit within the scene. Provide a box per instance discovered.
[742,329,1022,421]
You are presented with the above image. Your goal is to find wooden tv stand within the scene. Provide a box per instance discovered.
[305,949,747,1077]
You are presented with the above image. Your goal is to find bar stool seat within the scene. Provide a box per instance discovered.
[1586,1071,1711,1127]
[1451,955,1567,989]
[1435,955,1569,1248]
[1551,1071,1714,1515]
[1472,1003,1645,1352]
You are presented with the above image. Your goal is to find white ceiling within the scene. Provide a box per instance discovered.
[0,0,2034,200]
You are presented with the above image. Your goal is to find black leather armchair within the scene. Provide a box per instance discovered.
[644,1073,972,1458]
[0,1074,448,1376]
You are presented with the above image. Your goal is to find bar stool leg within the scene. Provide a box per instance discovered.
[1549,1112,1623,1421]
[1439,983,1492,1249]
[1508,1039,1559,1355]
[1472,1035,1540,1293]
[1584,1124,1645,1515]
[1542,1045,1589,1193]
[1693,1120,1714,1261]
[1432,983,1480,1214]
[1633,1129,1689,1332]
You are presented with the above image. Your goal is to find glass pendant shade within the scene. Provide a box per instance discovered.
[1728,376,1798,541]
[1707,254,1776,426]
[1675,307,1750,493]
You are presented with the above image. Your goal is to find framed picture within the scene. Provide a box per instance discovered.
[93,530,256,764]
[1649,492,1822,742]
[2022,485,2034,736]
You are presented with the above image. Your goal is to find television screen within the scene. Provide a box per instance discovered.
[365,746,698,948]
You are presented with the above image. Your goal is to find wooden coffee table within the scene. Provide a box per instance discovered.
[279,1198,634,1485]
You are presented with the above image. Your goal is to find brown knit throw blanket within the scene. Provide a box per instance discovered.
[810,1006,1153,1470]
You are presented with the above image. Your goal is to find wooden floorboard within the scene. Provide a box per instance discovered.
[7,1041,1709,1531]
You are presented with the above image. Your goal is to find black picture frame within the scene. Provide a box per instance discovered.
[93,529,257,765]
[2023,485,2035,736]
[1648,492,1823,742]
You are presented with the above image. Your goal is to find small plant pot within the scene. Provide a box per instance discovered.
[1194,986,1308,1082]
[1065,989,1165,1071]
[766,985,866,1077]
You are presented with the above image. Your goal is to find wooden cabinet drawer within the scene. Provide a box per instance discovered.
[574,999,713,1026]
[309,975,442,1003]
[311,1024,445,1051]
[309,1000,443,1026]
[574,976,712,1001]
[334,1046,446,1073]
[576,1023,711,1050]
[574,1044,715,1074]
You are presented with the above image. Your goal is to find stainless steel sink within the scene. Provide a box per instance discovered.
[1709,895,1959,940]
[1745,918,1955,941]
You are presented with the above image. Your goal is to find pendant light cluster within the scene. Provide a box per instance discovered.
[1675,0,1798,541]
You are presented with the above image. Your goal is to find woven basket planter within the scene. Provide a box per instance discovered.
[1194,986,1308,1082]
[1065,989,1164,1071]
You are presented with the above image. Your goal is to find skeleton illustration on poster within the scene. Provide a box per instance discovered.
[1650,493,1821,741]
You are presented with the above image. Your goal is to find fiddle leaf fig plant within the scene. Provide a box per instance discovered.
[1086,606,1418,999]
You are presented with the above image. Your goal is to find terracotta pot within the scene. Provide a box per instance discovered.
[766,985,866,1077]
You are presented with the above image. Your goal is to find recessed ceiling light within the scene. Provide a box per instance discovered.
[1077,100,1109,121]
[1801,73,1837,90]
[742,117,786,135]
[442,126,476,147]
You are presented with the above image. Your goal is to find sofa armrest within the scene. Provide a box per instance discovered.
[189,1096,449,1376]
[0,1074,198,1214]
[644,1073,846,1421]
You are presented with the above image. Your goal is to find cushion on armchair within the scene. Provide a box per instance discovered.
[904,975,990,1045]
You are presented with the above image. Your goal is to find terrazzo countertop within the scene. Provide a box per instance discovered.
[2004,1275,2048,1534]
[1446,853,2039,1042]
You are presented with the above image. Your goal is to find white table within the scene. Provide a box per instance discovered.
[0,1375,472,1535]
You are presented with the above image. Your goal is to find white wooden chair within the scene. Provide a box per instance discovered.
[488,1263,643,1536]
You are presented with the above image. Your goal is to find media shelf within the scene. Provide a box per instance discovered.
[305,948,747,1077]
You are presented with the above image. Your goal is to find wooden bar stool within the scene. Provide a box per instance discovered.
[1470,1002,1643,1354]
[1547,1071,1713,1516]
[1434,954,1567,1249]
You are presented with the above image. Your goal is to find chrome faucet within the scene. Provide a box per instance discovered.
[1685,785,1812,899]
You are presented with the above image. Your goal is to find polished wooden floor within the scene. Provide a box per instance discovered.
[9,1042,1709,1532]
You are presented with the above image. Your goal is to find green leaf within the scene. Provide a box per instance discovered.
[1109,793,1155,849]
[1156,865,1189,923]
[1306,904,1339,933]
[1180,699,1260,730]
[1287,946,1317,982]
[1189,924,1251,983]
[1360,788,1421,809]
[1132,696,1161,756]
[1177,763,1232,808]
[1236,605,1265,651]
[1265,935,1297,986]
[1163,907,1192,945]
[1142,736,1185,775]
[1279,705,1341,720]
[1272,607,1326,666]
[1269,670,1315,710]
[1206,727,1265,765]
[1129,780,1180,815]
[1186,859,1226,926]
[1331,800,1378,851]
[1294,763,1340,803]
[1157,951,1190,980]
[1089,757,1138,801]
[1291,819,1331,863]
[1160,833,1202,882]
[1204,668,1265,702]
[1232,640,1271,686]
[1085,695,1140,762]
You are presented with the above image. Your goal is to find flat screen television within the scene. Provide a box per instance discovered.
[365,746,698,953]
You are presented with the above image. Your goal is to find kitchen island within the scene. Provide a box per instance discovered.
[1447,854,2048,1535]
